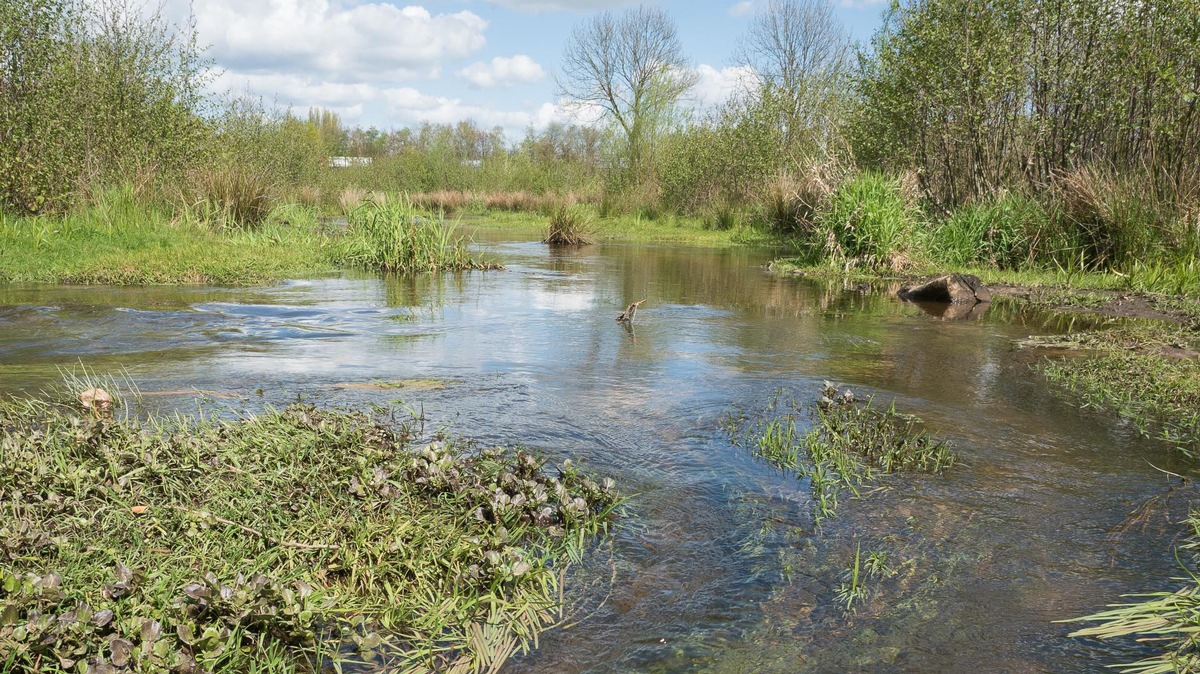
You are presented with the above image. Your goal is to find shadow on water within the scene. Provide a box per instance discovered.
[1,237,1195,672]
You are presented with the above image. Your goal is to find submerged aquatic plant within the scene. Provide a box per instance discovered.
[0,392,620,672]
[728,383,956,524]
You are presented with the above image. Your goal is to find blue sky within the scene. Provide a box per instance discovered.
[174,0,891,138]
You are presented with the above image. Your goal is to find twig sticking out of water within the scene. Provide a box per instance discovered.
[617,299,646,325]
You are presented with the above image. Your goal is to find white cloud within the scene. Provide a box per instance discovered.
[458,55,546,88]
[728,1,753,16]
[195,1,488,82]
[486,0,641,11]
[839,0,889,6]
[690,64,757,108]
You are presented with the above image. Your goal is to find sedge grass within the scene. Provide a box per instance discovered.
[1066,511,1200,674]
[332,195,499,274]
[0,386,620,673]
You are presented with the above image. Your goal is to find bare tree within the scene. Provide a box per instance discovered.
[557,6,697,172]
[736,0,849,155]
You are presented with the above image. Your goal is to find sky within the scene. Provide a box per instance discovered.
[167,0,892,138]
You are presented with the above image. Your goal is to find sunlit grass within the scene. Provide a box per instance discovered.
[0,384,620,672]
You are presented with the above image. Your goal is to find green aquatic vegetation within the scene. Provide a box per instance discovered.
[1028,325,1200,456]
[728,384,956,524]
[333,195,499,274]
[1067,511,1200,674]
[0,392,619,672]
[544,205,595,246]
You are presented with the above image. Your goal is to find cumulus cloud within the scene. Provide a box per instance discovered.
[195,1,488,82]
[457,55,545,88]
[728,1,754,16]
[690,64,757,108]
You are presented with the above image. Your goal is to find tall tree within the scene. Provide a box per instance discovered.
[735,0,850,158]
[557,6,697,173]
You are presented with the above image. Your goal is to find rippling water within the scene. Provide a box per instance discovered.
[0,233,1191,672]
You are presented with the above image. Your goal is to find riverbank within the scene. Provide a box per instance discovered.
[0,386,619,672]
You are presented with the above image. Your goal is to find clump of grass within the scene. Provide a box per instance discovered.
[338,187,367,218]
[1036,326,1200,455]
[817,172,920,271]
[0,390,620,672]
[545,205,595,246]
[334,195,498,273]
[294,185,321,208]
[1054,166,1182,269]
[727,384,956,524]
[1066,511,1200,673]
[177,166,275,231]
[931,194,1057,269]
[761,163,840,237]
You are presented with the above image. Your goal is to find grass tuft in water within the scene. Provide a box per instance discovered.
[544,205,595,246]
[1066,511,1200,674]
[0,389,619,672]
[333,195,500,274]
[728,384,956,524]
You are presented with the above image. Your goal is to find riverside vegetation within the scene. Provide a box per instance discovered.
[0,385,620,673]
[4,0,1200,669]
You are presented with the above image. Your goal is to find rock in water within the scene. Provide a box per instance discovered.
[898,274,991,304]
[79,387,114,416]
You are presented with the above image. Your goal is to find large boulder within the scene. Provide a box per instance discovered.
[898,274,991,305]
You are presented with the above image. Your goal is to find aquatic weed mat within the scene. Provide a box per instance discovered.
[0,395,619,673]
[724,383,957,526]
[1019,323,1200,455]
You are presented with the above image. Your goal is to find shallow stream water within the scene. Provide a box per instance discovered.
[0,232,1193,672]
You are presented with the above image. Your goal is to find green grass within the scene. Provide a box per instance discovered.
[0,385,620,672]
[544,205,596,246]
[330,195,498,274]
[1032,326,1200,455]
[1066,510,1200,673]
[727,384,956,525]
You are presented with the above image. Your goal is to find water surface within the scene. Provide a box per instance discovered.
[0,235,1190,672]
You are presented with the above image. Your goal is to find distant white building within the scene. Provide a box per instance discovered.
[327,156,373,168]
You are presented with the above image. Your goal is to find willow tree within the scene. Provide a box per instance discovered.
[557,6,697,175]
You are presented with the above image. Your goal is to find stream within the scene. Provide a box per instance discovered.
[0,232,1192,672]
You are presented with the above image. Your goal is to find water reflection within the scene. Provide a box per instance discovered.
[0,239,1192,672]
